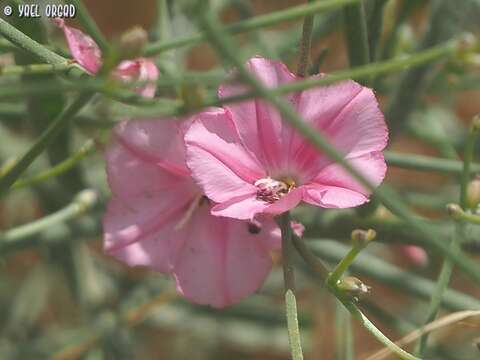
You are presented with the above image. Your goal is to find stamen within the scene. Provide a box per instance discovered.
[254,177,294,203]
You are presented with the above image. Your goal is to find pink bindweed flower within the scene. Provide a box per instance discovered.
[103,109,283,308]
[185,57,388,220]
[53,18,158,98]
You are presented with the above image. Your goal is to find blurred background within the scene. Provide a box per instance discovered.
[1,0,480,359]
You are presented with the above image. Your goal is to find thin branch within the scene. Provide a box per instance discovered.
[0,92,94,196]
[297,0,315,77]
[144,0,362,56]
[279,212,304,360]
[0,190,97,247]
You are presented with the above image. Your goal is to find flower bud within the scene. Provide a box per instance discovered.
[119,26,148,59]
[336,276,371,299]
[466,176,480,209]
[351,229,376,249]
[446,203,463,220]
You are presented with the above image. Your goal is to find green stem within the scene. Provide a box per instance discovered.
[197,11,480,288]
[296,237,420,359]
[343,2,370,71]
[416,120,479,356]
[453,209,480,225]
[384,151,480,175]
[0,18,86,78]
[296,0,315,77]
[0,92,94,196]
[327,247,360,286]
[202,39,458,112]
[279,212,304,360]
[292,235,329,279]
[368,0,388,61]
[306,238,480,311]
[0,18,65,65]
[66,0,110,53]
[460,119,480,208]
[340,299,420,360]
[144,0,362,56]
[12,139,95,190]
[0,190,97,248]
[0,62,75,76]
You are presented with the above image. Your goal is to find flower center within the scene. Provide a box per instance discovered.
[254,176,296,203]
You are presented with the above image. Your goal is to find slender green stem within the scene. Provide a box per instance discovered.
[0,62,75,76]
[416,120,480,356]
[12,139,96,190]
[65,0,110,53]
[199,39,458,112]
[0,18,65,65]
[292,236,329,279]
[335,301,354,360]
[452,209,480,225]
[327,247,361,286]
[0,40,459,106]
[295,237,420,359]
[340,298,420,360]
[296,0,315,77]
[343,2,370,69]
[368,0,388,61]
[0,190,97,248]
[197,10,480,287]
[144,0,361,56]
[0,92,94,196]
[306,238,480,310]
[460,119,480,208]
[0,18,86,78]
[385,151,480,175]
[279,212,304,360]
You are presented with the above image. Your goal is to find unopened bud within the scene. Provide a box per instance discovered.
[456,33,478,58]
[75,189,98,212]
[119,26,148,59]
[446,203,463,220]
[337,276,371,299]
[351,229,376,249]
[466,176,480,209]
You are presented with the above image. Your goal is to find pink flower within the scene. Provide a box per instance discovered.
[53,19,158,98]
[103,109,281,308]
[185,57,388,220]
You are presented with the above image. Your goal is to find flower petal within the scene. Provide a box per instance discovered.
[104,126,197,255]
[303,152,386,208]
[114,118,190,176]
[104,200,188,272]
[211,194,268,220]
[219,57,297,172]
[293,80,388,179]
[173,206,274,308]
[53,18,102,74]
[185,110,264,203]
[264,188,303,215]
[114,58,159,98]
